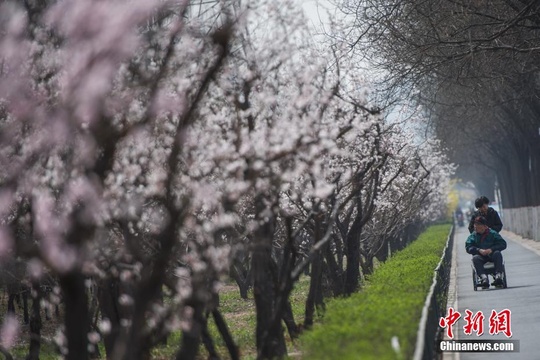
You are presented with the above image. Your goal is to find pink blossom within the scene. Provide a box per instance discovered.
[0,315,19,349]
[0,227,13,259]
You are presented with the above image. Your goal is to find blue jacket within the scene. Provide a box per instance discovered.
[465,229,507,255]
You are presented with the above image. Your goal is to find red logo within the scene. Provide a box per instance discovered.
[439,307,461,339]
[489,309,512,337]
[440,308,512,338]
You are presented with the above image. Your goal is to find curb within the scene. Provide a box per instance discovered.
[413,225,454,360]
[441,226,459,360]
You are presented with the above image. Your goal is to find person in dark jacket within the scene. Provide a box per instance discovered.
[467,196,503,233]
[465,216,507,288]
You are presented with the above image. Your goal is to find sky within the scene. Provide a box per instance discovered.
[300,0,334,30]
[298,0,430,139]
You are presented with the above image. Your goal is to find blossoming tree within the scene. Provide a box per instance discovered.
[0,1,453,360]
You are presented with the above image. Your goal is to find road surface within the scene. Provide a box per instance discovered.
[445,226,540,360]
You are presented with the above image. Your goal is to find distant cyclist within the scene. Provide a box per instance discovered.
[468,196,503,233]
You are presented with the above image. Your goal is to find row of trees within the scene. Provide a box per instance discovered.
[0,1,453,359]
[339,0,540,207]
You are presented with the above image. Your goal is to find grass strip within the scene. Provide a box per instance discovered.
[300,223,451,360]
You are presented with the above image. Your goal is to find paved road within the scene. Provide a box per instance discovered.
[449,226,540,360]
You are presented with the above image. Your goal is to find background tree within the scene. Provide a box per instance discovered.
[338,0,540,207]
[0,1,454,360]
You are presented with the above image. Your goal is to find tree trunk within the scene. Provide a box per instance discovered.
[375,236,390,263]
[252,245,286,359]
[359,253,374,277]
[304,246,322,329]
[176,302,205,360]
[251,196,286,360]
[97,278,123,358]
[497,144,530,208]
[344,228,361,295]
[323,241,344,296]
[230,263,250,299]
[201,313,220,360]
[282,300,299,340]
[60,271,89,360]
[212,309,239,360]
[22,288,29,325]
[528,144,540,206]
[25,283,42,360]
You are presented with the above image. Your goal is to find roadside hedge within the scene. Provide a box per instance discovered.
[300,223,451,360]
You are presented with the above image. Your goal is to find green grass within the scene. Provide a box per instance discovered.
[300,224,452,360]
[4,276,311,360]
[5,224,450,359]
[149,276,311,359]
[10,343,60,360]
[203,277,311,359]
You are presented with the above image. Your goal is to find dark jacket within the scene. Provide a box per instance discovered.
[465,228,507,255]
[468,207,503,233]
